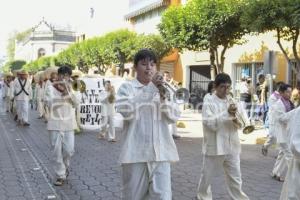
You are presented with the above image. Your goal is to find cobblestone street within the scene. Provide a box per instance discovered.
[0,107,283,200]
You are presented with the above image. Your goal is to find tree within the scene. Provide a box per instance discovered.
[241,0,300,78]
[136,34,172,65]
[159,0,247,76]
[6,29,32,61]
[2,60,27,73]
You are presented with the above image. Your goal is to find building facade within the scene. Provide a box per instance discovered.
[14,19,76,62]
[125,0,299,106]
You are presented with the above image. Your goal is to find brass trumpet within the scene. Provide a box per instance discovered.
[158,81,190,104]
[227,95,255,134]
[72,80,86,93]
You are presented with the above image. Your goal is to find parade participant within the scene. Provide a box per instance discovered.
[97,80,116,142]
[45,66,78,186]
[35,78,45,119]
[203,81,214,102]
[280,106,300,200]
[197,73,249,200]
[271,84,295,182]
[163,71,181,139]
[3,74,12,112]
[255,74,268,123]
[12,70,32,126]
[43,71,58,123]
[116,49,180,199]
[291,83,300,108]
[262,81,285,156]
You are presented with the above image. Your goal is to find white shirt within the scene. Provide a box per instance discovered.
[290,107,300,159]
[12,78,32,101]
[35,84,44,101]
[272,99,297,144]
[46,82,78,131]
[116,79,180,164]
[202,94,245,155]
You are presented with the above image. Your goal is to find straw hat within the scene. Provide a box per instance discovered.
[19,70,28,75]
[72,69,83,77]
[44,66,59,79]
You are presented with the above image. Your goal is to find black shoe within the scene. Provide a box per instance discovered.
[262,146,268,156]
[173,135,181,139]
[66,168,69,178]
[54,178,65,186]
[23,123,30,126]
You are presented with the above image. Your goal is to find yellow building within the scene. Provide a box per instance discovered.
[125,0,299,105]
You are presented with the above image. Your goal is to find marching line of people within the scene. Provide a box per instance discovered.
[1,47,300,199]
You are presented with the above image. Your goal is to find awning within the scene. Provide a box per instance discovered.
[125,0,168,20]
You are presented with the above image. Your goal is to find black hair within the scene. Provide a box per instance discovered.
[275,81,285,91]
[258,74,265,80]
[214,73,232,87]
[133,49,157,66]
[278,84,292,93]
[163,71,170,74]
[58,66,72,76]
[207,81,214,94]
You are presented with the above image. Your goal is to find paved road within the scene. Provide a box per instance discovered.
[0,105,283,200]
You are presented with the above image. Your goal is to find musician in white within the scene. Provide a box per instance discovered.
[262,81,285,156]
[163,71,181,139]
[98,80,116,142]
[12,70,32,126]
[271,84,295,182]
[197,73,249,200]
[45,66,78,186]
[43,72,58,123]
[35,78,45,119]
[280,106,300,200]
[116,49,180,200]
[3,75,13,112]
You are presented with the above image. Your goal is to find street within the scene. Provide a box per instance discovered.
[0,105,283,200]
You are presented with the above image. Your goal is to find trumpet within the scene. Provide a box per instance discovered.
[53,79,86,95]
[158,81,190,104]
[227,95,255,134]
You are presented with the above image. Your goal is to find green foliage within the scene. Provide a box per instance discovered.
[159,0,246,73]
[6,29,32,61]
[3,60,26,72]
[23,56,55,73]
[136,34,172,62]
[241,0,300,73]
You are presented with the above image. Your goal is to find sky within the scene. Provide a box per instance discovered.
[0,0,129,59]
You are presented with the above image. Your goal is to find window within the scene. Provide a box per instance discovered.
[38,48,46,58]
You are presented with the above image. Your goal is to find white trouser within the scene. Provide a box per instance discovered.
[44,104,49,121]
[263,135,277,149]
[37,99,44,117]
[169,123,179,136]
[272,143,293,177]
[280,158,300,200]
[5,97,11,112]
[122,162,172,200]
[101,115,115,140]
[16,100,29,123]
[49,130,74,179]
[197,154,249,200]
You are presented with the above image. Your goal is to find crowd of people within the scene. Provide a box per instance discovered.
[1,48,300,199]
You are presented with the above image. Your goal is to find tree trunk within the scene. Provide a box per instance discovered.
[209,47,216,79]
[219,45,227,73]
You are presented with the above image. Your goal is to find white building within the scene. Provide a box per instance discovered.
[14,19,76,62]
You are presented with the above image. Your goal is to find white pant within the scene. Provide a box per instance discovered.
[5,97,11,112]
[169,123,179,136]
[263,135,277,149]
[280,158,300,200]
[100,115,115,140]
[272,143,293,177]
[16,100,29,123]
[197,154,249,200]
[49,130,74,179]
[37,99,44,117]
[121,162,172,200]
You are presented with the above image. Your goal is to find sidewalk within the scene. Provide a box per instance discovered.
[177,109,268,145]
